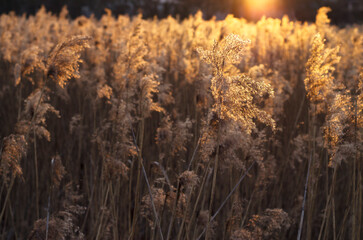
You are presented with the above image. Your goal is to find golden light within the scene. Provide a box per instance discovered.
[242,0,283,20]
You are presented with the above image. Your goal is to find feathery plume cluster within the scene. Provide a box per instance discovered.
[156,117,193,162]
[315,7,331,29]
[28,184,86,240]
[198,34,251,67]
[179,170,199,188]
[14,46,45,85]
[51,155,66,188]
[16,89,60,141]
[138,74,164,116]
[323,93,350,166]
[46,35,91,88]
[231,209,291,240]
[198,34,275,133]
[102,155,129,181]
[0,134,27,182]
[140,187,166,227]
[304,33,340,104]
[97,84,113,100]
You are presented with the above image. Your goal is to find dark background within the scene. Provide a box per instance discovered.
[0,0,362,24]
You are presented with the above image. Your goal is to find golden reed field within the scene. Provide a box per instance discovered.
[0,6,362,240]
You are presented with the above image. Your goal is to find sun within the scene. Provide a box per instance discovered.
[242,0,282,19]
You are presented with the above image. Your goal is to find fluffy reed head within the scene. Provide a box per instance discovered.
[231,209,291,240]
[46,35,91,88]
[0,134,27,183]
[198,33,275,133]
[304,33,340,104]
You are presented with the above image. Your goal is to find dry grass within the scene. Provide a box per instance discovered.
[0,6,362,240]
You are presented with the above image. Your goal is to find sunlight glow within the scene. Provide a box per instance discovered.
[242,0,282,19]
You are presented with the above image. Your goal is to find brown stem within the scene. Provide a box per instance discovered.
[205,126,221,240]
[184,158,212,240]
[34,128,39,220]
[130,117,145,239]
[166,180,181,240]
[95,184,110,240]
[0,175,15,224]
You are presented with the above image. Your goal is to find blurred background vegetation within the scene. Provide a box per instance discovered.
[1,0,363,23]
